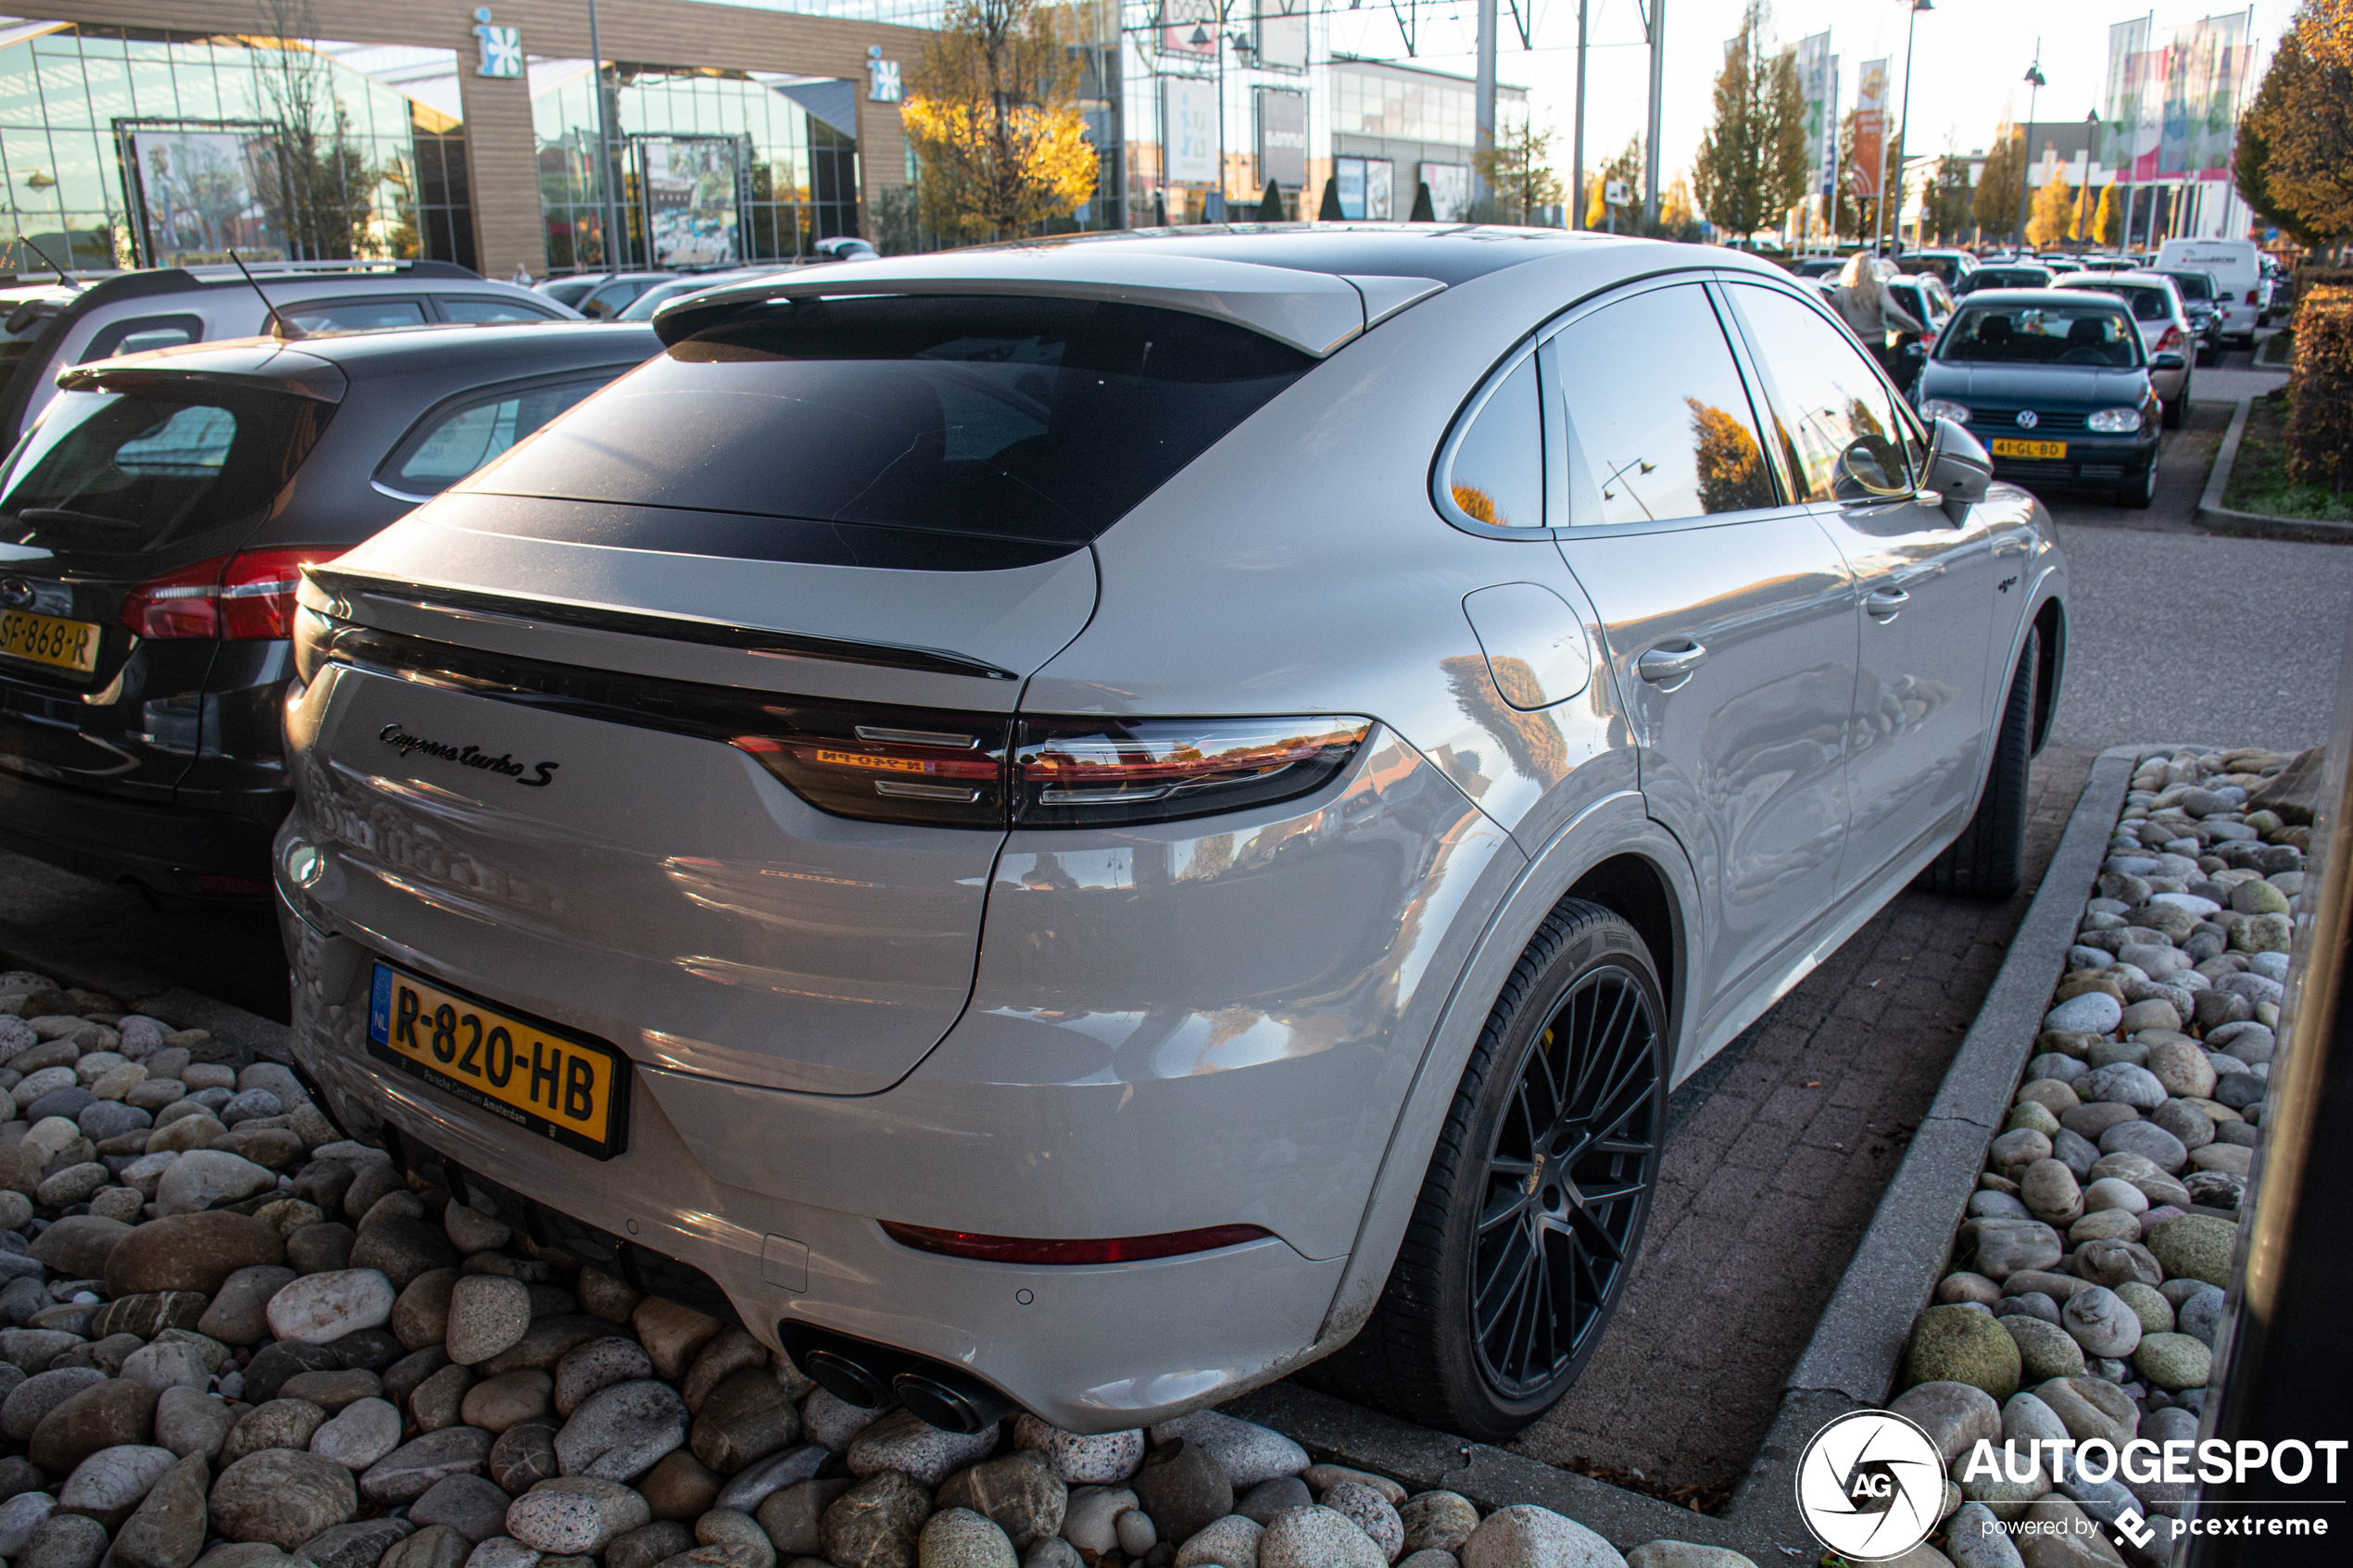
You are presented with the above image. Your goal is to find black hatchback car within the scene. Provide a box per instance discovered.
[1912,289,2167,508]
[0,320,660,895]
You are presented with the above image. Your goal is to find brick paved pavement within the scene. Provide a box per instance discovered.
[1505,745,2095,1493]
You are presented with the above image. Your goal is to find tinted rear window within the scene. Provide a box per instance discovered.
[0,383,328,552]
[2161,271,2215,300]
[468,295,1315,548]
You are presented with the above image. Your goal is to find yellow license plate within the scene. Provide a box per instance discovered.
[1990,438,2068,459]
[367,961,630,1159]
[0,608,100,673]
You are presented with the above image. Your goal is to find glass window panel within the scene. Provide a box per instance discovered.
[1446,354,1542,527]
[1552,284,1778,525]
[1728,283,1919,503]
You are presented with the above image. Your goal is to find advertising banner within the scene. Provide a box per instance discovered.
[1160,0,1217,57]
[2101,17,2153,178]
[1163,77,1216,183]
[123,124,284,265]
[1796,32,1831,197]
[1256,0,1307,71]
[2105,12,2255,182]
[1255,89,1305,191]
[1424,161,1470,221]
[637,136,740,268]
[1850,58,1887,200]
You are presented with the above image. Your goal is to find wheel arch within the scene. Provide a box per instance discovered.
[1302,790,1700,1357]
[2030,594,2066,756]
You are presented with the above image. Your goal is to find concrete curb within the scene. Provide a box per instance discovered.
[2194,394,2353,540]
[1240,748,2144,1560]
[0,932,289,1064]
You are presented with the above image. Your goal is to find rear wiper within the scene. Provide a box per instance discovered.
[10,506,143,534]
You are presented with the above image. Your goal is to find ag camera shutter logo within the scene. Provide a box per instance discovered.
[1795,1410,1946,1561]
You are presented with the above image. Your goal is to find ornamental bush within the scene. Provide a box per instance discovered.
[2287,283,2353,497]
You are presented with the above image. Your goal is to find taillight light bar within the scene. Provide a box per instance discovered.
[879,1220,1275,1265]
[122,547,340,641]
[730,727,1010,828]
[1012,716,1372,827]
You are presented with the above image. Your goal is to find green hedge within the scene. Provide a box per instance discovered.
[2287,284,2353,497]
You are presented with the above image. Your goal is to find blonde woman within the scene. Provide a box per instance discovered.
[1831,253,1925,370]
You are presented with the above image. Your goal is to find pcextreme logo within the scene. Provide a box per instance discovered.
[1795,1410,1946,1561]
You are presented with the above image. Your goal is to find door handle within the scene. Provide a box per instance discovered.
[1866,587,1909,621]
[1637,642,1708,685]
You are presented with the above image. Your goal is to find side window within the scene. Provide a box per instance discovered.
[1727,283,1920,504]
[282,296,429,334]
[376,375,618,498]
[1549,283,1776,526]
[79,313,203,364]
[1440,352,1544,528]
[438,295,561,323]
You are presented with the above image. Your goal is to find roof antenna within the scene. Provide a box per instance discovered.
[20,236,80,292]
[228,248,303,341]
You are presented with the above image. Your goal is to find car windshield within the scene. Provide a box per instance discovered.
[0,383,329,551]
[1938,303,2142,367]
[470,294,1315,550]
[2063,282,2173,321]
[2161,271,2216,301]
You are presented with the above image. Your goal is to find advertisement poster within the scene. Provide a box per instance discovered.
[1796,32,1832,198]
[1424,161,1470,221]
[1160,0,1217,57]
[1333,157,1393,220]
[124,125,283,265]
[1256,0,1307,71]
[1849,58,1887,200]
[2102,12,2254,182]
[638,136,740,268]
[1256,90,1305,191]
[1163,78,1216,183]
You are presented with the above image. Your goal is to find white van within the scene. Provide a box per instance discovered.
[2157,238,2263,345]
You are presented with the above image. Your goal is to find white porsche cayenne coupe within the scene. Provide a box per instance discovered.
[274,226,2065,1441]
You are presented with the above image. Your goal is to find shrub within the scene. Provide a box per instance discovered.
[2286,283,2353,496]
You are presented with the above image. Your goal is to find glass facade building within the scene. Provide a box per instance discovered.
[0,21,472,273]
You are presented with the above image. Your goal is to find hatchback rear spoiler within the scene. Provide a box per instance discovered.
[650,249,1445,358]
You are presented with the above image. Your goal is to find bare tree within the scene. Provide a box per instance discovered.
[252,0,377,259]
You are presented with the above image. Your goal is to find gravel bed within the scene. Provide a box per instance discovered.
[1891,745,2314,1568]
[0,970,1777,1568]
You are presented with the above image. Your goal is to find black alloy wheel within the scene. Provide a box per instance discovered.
[1301,900,1667,1440]
[1469,960,1663,1401]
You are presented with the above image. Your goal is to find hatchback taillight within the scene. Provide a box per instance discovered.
[2156,325,2183,353]
[121,547,339,641]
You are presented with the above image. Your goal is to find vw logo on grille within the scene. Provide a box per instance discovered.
[0,578,31,609]
[2015,409,2040,430]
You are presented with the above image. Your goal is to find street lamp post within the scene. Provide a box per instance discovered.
[587,0,621,271]
[1885,0,1931,257]
[2018,49,2045,252]
[2074,110,2098,253]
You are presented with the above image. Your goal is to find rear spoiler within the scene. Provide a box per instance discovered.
[651,248,1445,358]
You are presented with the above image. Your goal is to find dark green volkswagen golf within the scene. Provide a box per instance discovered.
[1912,290,2171,508]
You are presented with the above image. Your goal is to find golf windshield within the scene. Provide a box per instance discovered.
[1937,304,2142,368]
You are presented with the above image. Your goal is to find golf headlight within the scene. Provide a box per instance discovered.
[1919,399,1971,424]
[2088,408,2144,433]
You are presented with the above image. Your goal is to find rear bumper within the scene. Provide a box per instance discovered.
[0,768,283,893]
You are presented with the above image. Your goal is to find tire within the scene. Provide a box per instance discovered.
[2116,460,2157,508]
[1299,900,1667,1440]
[2163,382,2186,430]
[1921,624,2039,899]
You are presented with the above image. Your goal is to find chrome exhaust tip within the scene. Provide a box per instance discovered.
[891,1365,1016,1435]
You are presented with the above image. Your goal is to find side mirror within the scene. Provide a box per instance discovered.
[2152,350,2187,370]
[1926,417,1993,520]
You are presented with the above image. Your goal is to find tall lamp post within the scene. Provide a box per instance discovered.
[587,0,621,272]
[2073,109,2098,253]
[1884,0,1931,257]
[2017,49,2045,252]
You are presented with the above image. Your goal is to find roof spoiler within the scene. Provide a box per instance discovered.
[649,250,1444,358]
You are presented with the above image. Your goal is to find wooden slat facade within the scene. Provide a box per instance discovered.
[34,0,927,280]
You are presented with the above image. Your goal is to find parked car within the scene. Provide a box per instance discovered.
[2156,238,2263,345]
[1790,256,1847,279]
[2155,269,2226,365]
[617,267,798,320]
[2052,270,2194,426]
[1894,249,1979,285]
[0,320,659,896]
[536,272,676,320]
[1916,289,2168,507]
[1955,263,2055,296]
[272,230,2064,1442]
[0,260,575,448]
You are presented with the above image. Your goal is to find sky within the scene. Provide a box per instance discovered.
[1314,0,2303,197]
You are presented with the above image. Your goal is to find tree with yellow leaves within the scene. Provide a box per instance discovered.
[2025,168,2074,248]
[900,0,1098,244]
[2091,181,2120,246]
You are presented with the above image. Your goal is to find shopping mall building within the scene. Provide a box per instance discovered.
[0,0,1519,281]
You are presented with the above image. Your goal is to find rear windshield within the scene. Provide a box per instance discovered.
[0,383,328,552]
[2161,271,2215,301]
[1937,304,2142,368]
[467,295,1315,548]
[2063,282,2173,321]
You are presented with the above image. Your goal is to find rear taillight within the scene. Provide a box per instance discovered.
[2246,289,2259,305]
[2156,325,2183,353]
[1012,716,1373,827]
[731,725,1010,829]
[121,547,340,641]
[879,1220,1275,1264]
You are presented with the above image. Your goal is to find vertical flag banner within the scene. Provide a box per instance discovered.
[1851,58,1887,200]
[1820,56,1841,200]
[2102,17,2153,179]
[1797,32,1831,195]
